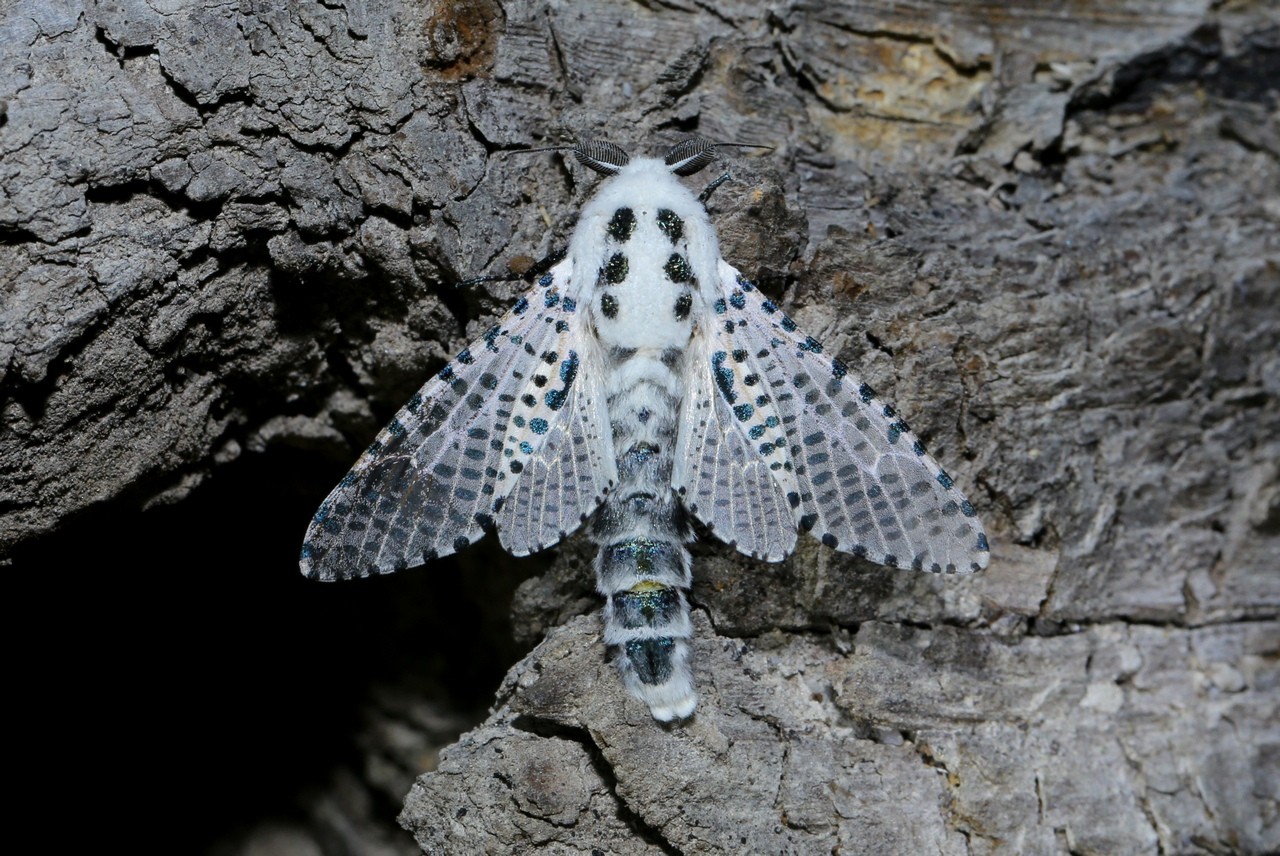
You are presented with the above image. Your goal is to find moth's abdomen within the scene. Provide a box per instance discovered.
[592,342,696,720]
[596,536,696,721]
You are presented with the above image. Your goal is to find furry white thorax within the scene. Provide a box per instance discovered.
[568,159,718,349]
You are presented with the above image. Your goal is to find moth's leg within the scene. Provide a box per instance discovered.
[456,246,568,289]
[519,246,568,282]
[698,172,732,203]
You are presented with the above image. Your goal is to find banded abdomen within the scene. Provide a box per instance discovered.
[592,346,695,721]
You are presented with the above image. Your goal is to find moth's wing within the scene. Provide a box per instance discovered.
[673,312,799,562]
[495,333,616,555]
[301,265,614,580]
[680,261,989,574]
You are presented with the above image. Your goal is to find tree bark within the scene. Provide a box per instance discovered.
[2,1,1276,854]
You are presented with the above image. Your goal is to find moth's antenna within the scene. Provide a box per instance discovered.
[509,141,633,177]
[665,138,716,175]
[510,144,578,156]
[573,141,631,176]
[716,142,775,154]
[664,138,774,176]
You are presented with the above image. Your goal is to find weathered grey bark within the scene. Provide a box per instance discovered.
[2,1,1276,854]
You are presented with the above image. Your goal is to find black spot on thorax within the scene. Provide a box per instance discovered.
[664,253,692,283]
[601,252,629,285]
[656,208,683,243]
[607,207,636,241]
[673,292,692,321]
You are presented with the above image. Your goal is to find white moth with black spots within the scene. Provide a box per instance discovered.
[301,139,989,722]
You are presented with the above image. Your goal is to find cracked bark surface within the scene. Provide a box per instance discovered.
[2,1,1276,854]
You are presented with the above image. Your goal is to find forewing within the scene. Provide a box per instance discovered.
[688,260,989,574]
[301,267,613,579]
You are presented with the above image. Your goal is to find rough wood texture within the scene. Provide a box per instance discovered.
[2,1,1277,854]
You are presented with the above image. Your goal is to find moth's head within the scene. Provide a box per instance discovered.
[573,138,718,178]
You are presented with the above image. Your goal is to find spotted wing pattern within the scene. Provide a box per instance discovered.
[496,338,617,556]
[301,268,615,580]
[673,328,799,562]
[678,260,989,574]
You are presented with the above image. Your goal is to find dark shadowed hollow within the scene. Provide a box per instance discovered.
[8,446,540,853]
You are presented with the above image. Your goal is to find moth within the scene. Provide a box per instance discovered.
[301,138,989,721]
